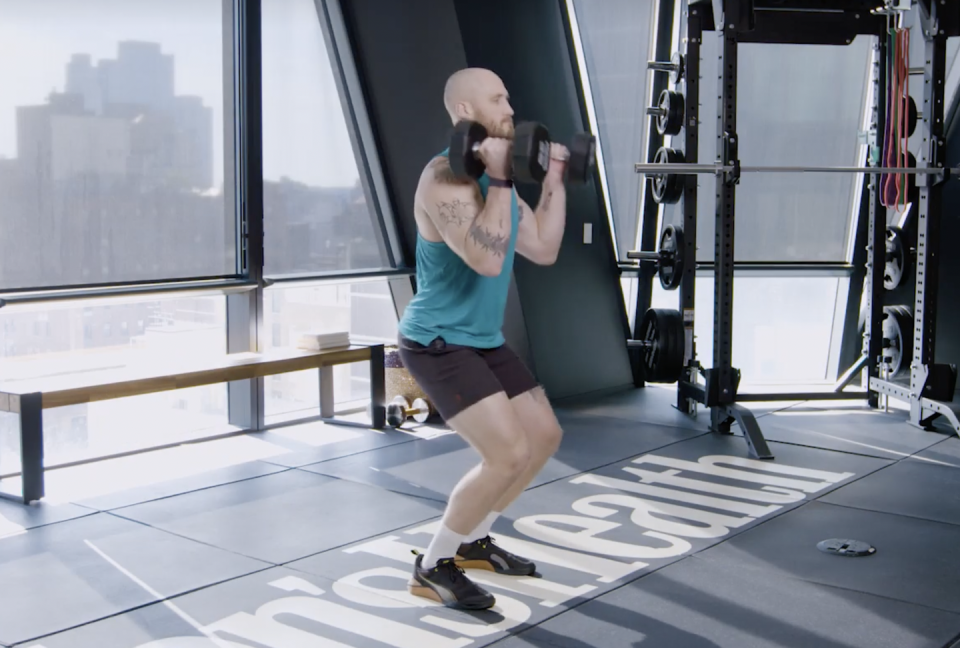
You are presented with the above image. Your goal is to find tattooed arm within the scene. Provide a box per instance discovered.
[422,157,514,277]
[515,145,567,265]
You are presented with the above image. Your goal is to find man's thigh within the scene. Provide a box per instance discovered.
[398,335,506,422]
[483,345,563,450]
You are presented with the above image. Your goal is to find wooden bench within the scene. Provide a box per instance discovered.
[0,344,385,504]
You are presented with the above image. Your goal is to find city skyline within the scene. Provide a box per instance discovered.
[0,0,365,190]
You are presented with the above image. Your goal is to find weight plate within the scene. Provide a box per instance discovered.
[657,90,685,137]
[411,397,431,423]
[907,95,917,138]
[817,538,876,557]
[881,304,913,378]
[567,132,596,184]
[670,52,685,84]
[512,121,551,184]
[884,225,907,290]
[658,224,685,291]
[652,146,685,204]
[639,308,685,383]
[450,120,488,180]
[386,403,405,427]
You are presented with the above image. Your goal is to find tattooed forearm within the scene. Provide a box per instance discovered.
[436,199,476,227]
[539,189,554,211]
[468,222,510,257]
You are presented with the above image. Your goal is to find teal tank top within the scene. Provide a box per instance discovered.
[398,148,519,349]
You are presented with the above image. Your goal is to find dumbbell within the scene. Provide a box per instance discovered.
[386,395,432,427]
[449,120,596,185]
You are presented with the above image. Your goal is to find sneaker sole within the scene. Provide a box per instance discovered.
[455,558,536,576]
[407,579,496,611]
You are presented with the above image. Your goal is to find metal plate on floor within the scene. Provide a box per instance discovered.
[817,538,876,557]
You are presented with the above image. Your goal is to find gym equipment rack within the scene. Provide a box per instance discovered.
[626,0,960,460]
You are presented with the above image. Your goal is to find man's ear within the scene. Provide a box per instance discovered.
[454,101,473,121]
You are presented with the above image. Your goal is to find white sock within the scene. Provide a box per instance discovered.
[464,511,500,543]
[422,523,464,568]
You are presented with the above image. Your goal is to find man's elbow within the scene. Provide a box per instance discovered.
[472,255,506,277]
[533,246,559,266]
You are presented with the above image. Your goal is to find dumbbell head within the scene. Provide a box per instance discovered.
[566,132,597,184]
[386,395,409,428]
[512,121,551,184]
[411,397,431,423]
[449,120,488,180]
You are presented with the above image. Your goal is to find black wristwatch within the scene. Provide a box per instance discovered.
[488,177,513,188]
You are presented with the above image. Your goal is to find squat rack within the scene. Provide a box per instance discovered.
[625,0,960,460]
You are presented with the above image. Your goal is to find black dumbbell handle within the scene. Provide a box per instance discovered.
[472,136,574,162]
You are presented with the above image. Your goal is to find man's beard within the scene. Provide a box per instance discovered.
[483,117,514,140]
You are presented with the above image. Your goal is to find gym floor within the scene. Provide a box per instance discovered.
[1,386,959,648]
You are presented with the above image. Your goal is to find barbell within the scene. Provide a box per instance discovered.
[636,147,954,177]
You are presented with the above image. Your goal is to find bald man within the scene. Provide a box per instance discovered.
[397,68,568,610]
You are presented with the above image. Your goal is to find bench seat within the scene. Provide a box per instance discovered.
[0,344,385,504]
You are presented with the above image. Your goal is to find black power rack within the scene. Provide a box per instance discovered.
[624,0,960,460]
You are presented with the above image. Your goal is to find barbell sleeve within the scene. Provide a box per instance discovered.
[626,250,664,261]
[647,61,678,72]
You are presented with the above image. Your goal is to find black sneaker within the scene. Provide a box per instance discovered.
[408,552,496,610]
[456,536,536,576]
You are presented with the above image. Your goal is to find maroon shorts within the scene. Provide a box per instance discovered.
[397,334,540,422]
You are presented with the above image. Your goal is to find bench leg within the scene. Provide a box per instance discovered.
[19,393,44,504]
[319,366,335,419]
[369,344,385,429]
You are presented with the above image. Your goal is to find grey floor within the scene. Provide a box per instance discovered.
[2,386,960,648]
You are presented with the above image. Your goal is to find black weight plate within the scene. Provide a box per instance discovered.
[884,226,906,290]
[512,121,550,184]
[639,308,685,383]
[449,120,487,180]
[386,403,405,427]
[657,90,685,137]
[881,304,913,378]
[567,132,596,184]
[907,95,917,137]
[670,51,685,84]
[658,224,685,291]
[652,146,685,204]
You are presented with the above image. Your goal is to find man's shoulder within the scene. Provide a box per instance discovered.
[423,155,478,190]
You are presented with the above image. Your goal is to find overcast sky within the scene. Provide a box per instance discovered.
[0,0,361,189]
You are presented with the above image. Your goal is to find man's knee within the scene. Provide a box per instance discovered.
[495,435,531,478]
[518,387,563,455]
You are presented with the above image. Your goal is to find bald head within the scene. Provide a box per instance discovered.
[443,68,515,139]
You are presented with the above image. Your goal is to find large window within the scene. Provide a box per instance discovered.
[0,294,230,475]
[650,275,846,385]
[690,37,873,263]
[261,0,392,276]
[262,278,398,424]
[0,0,235,291]
[567,0,656,259]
